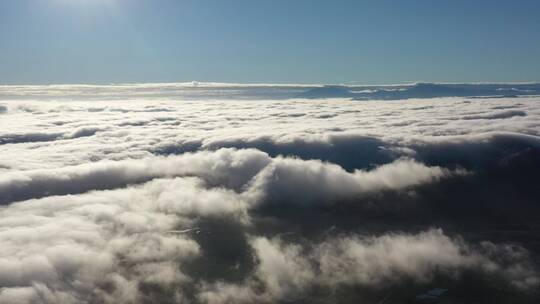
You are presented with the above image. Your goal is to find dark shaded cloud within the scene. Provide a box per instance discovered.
[462,110,527,120]
[203,134,396,171]
[0,132,63,145]
[67,127,104,139]
[0,128,102,146]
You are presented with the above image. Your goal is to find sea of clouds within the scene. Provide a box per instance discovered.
[1,83,539,303]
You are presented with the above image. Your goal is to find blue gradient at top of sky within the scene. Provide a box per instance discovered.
[1,0,539,84]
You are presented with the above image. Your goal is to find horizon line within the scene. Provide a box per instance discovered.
[1,80,540,88]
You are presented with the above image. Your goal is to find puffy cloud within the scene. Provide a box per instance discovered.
[0,148,270,204]
[250,237,315,297]
[0,179,201,304]
[0,151,469,303]
[0,148,453,206]
[245,157,459,207]
[199,229,539,303]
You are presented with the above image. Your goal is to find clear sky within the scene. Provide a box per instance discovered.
[1,0,539,84]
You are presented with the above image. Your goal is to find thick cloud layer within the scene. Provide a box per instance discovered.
[1,85,540,303]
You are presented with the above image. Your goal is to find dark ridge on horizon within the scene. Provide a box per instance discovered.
[2,81,540,101]
[297,82,540,100]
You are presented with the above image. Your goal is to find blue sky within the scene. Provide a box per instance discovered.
[1,0,539,84]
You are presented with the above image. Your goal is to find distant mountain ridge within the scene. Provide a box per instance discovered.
[297,82,540,100]
[1,82,539,101]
